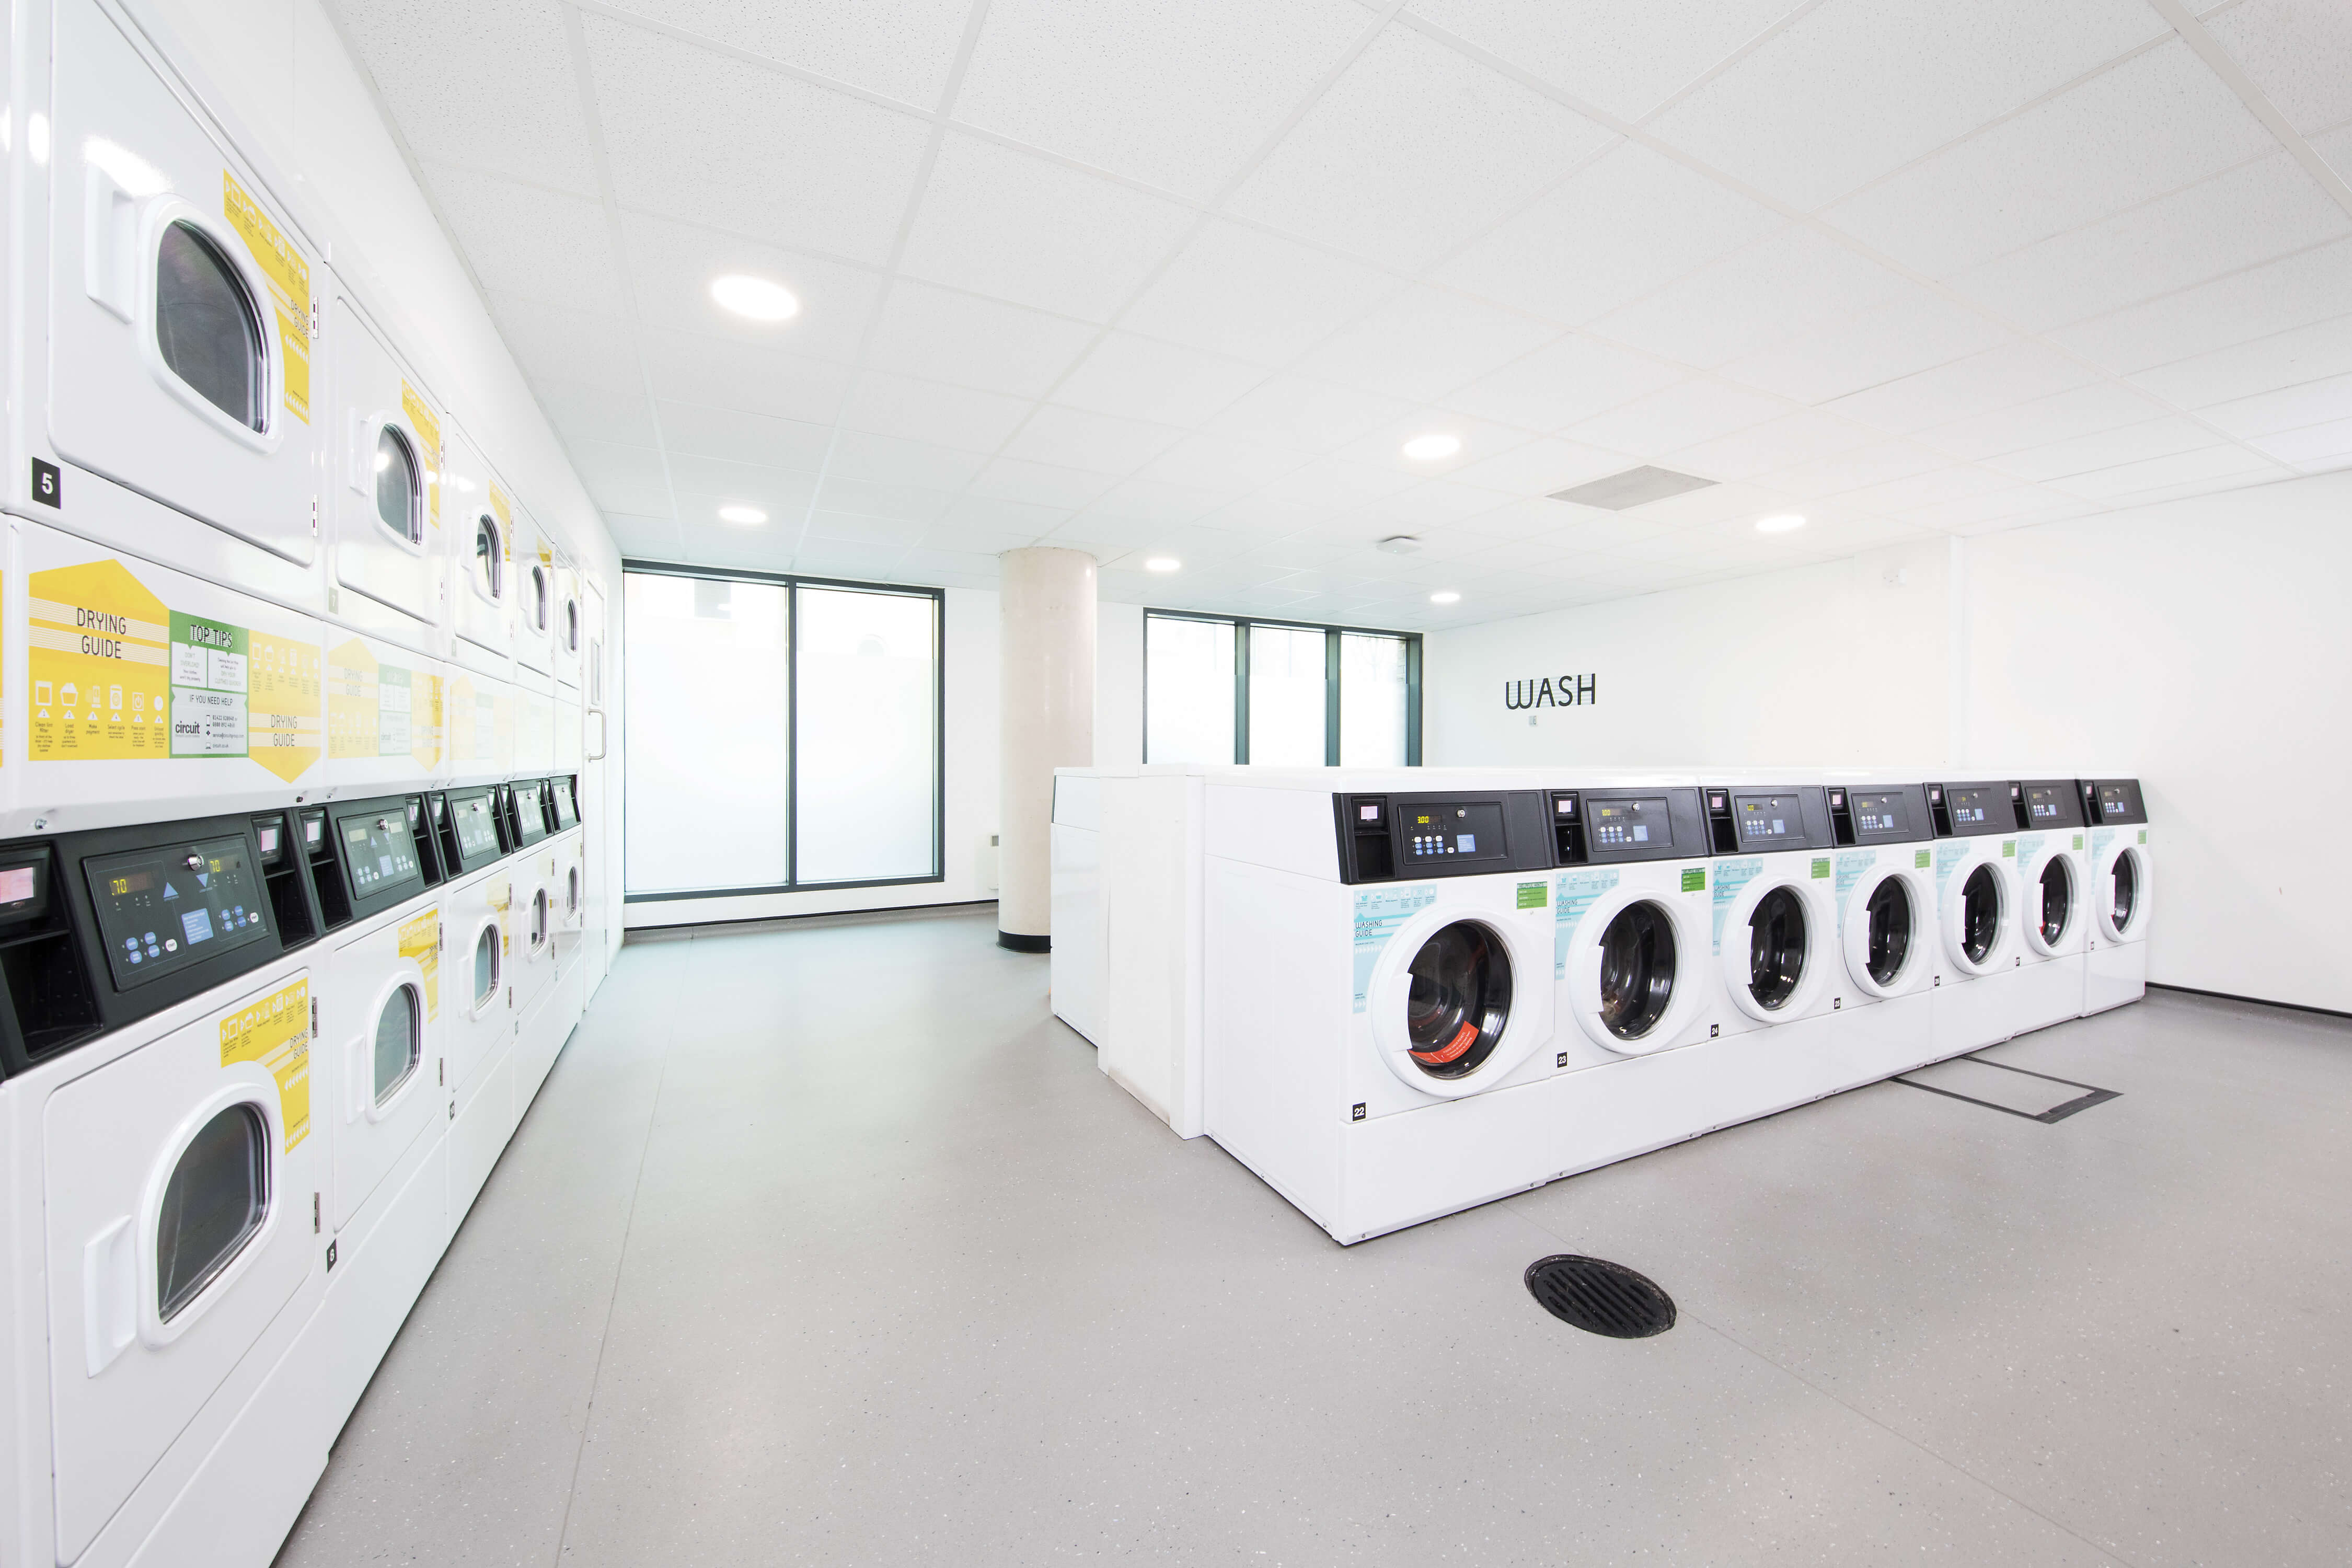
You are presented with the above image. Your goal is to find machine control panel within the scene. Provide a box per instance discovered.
[1826,785,1933,846]
[1399,801,1507,867]
[85,835,270,991]
[2081,778,2147,825]
[452,790,503,864]
[552,775,581,831]
[1333,791,1551,883]
[1594,795,1674,849]
[1928,782,2017,838]
[2020,779,2086,828]
[1704,787,1836,854]
[509,781,551,849]
[1580,788,1708,867]
[338,811,423,900]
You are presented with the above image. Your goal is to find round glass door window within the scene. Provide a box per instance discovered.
[155,1103,269,1321]
[1959,865,2003,965]
[376,427,421,544]
[1403,921,1512,1079]
[2109,851,2139,933]
[2037,858,2073,946]
[1746,886,1808,1010]
[1599,901,1676,1041]
[1864,877,1912,985]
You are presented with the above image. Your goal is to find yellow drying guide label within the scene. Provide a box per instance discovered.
[220,976,312,1151]
[327,639,444,769]
[401,381,443,533]
[398,908,441,1020]
[27,560,320,779]
[222,172,309,424]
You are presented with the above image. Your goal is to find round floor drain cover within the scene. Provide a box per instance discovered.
[1524,1254,1676,1339]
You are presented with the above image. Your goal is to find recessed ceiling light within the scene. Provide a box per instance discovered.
[1401,432,1461,462]
[1144,556,1181,572]
[1429,590,1461,605]
[718,504,768,525]
[710,274,799,322]
[1756,513,1806,533]
[1376,535,1421,555]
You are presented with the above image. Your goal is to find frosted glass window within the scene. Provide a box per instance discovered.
[1249,624,1327,767]
[1145,616,1235,764]
[794,586,939,883]
[622,573,791,893]
[1340,634,1410,766]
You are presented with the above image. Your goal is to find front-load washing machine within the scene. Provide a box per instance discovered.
[1812,778,1941,1079]
[2006,778,2091,1035]
[1550,782,1716,1065]
[1201,770,1564,1243]
[1925,780,2025,1055]
[1693,781,1840,1058]
[0,805,333,1568]
[2079,778,2152,1014]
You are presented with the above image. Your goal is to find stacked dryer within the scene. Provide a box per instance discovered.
[0,5,607,1565]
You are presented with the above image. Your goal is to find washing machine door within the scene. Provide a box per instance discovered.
[1843,865,1932,999]
[1368,906,1552,1098]
[1716,872,1830,1024]
[2020,847,2081,956]
[2094,836,2152,943]
[1564,885,1706,1056]
[42,970,319,1563]
[1940,856,2015,976]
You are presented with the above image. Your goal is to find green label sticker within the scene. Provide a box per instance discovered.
[1680,867,1706,892]
[2072,833,2083,851]
[1516,881,1546,909]
[2001,840,2016,857]
[1811,857,1831,879]
[2139,829,2147,844]
[1915,849,1931,869]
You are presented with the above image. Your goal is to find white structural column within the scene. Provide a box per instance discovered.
[997,547,1097,950]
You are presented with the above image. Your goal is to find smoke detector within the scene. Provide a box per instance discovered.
[1376,535,1422,555]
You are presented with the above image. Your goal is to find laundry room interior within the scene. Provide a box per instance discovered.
[3,2,2349,1565]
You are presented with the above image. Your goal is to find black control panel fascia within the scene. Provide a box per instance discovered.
[1703,784,1835,855]
[1826,783,1933,846]
[2079,778,2147,826]
[1333,790,1551,884]
[1928,780,2019,838]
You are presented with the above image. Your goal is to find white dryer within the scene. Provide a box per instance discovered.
[1924,780,2025,1056]
[1692,781,1841,1059]
[327,289,445,655]
[1201,772,1563,1243]
[430,786,522,1224]
[2079,778,2153,1014]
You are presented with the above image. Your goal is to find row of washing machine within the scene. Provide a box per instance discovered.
[0,0,609,828]
[0,770,592,1568]
[1052,766,2152,1244]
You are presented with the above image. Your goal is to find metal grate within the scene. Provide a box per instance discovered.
[1524,1254,1676,1338]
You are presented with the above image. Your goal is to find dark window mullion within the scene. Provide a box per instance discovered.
[1324,628,1341,766]
[785,582,799,889]
[1405,635,1424,766]
[1232,619,1251,765]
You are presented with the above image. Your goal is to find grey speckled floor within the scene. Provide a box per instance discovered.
[272,909,2352,1567]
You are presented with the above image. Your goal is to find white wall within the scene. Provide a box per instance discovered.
[1096,601,1145,768]
[1425,470,2352,1012]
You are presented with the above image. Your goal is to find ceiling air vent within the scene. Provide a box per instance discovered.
[1549,466,1716,511]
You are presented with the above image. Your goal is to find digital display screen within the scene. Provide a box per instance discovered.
[1554,795,1576,817]
[450,791,502,863]
[1589,795,1671,849]
[513,783,549,846]
[0,865,36,907]
[256,821,281,857]
[1850,791,1909,838]
[336,808,423,899]
[1359,803,1380,822]
[1733,793,1802,843]
[1402,801,1506,863]
[1946,786,2002,827]
[86,835,269,991]
[302,812,325,848]
[553,782,579,830]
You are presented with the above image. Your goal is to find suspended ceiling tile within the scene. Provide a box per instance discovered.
[1664,409,1877,483]
[1562,378,1795,457]
[2316,122,2352,185]
[1825,41,2275,278]
[791,539,910,580]
[425,165,626,316]
[664,454,822,515]
[593,0,974,107]
[651,401,834,471]
[1227,26,1613,272]
[2049,237,2352,376]
[1987,415,2242,484]
[483,293,642,395]
[1073,476,1237,531]
[923,502,1065,547]
[1139,433,1318,494]
[965,456,1122,511]
[896,547,1007,583]
[1291,285,1560,405]
[1438,438,1629,499]
[600,511,679,557]
[2125,312,2352,408]
[1201,374,1420,452]
[1434,142,1780,327]
[1715,286,2009,405]
[997,404,1189,476]
[1327,410,1533,480]
[1750,437,1956,499]
[836,371,1035,453]
[1443,334,1688,434]
[533,376,660,448]
[2042,444,2282,502]
[954,0,1367,201]
[582,14,932,266]
[2195,371,2352,440]
[2200,0,2352,134]
[341,0,600,194]
[564,440,674,515]
[2249,416,2352,469]
[1587,225,1909,370]
[860,280,1099,400]
[820,431,990,492]
[809,475,957,526]
[638,330,856,426]
[1401,0,1807,123]
[1642,0,2163,211]
[619,213,883,366]
[1915,382,2175,464]
[1835,464,2021,516]
[898,133,1199,321]
[1947,154,2351,333]
[1120,219,1403,370]
[801,510,929,548]
[1051,333,1269,429]
[1823,338,2105,435]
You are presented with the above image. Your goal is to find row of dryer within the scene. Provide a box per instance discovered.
[1052,766,2152,1244]
[1,770,593,1568]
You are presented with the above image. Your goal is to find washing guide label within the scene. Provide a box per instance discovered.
[1934,841,1972,896]
[401,380,443,532]
[398,908,441,1020]
[27,559,319,780]
[2015,833,2046,870]
[1711,857,1763,955]
[222,171,310,423]
[218,975,312,1151]
[1553,868,1620,978]
[1352,884,1436,1013]
[1834,850,1878,919]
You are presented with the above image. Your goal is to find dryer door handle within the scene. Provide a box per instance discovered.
[82,1216,137,1377]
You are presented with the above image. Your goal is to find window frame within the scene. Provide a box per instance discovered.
[620,559,948,904]
[1143,609,1422,767]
